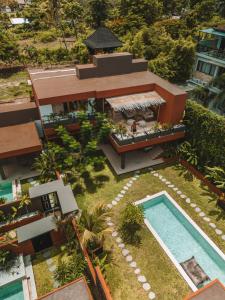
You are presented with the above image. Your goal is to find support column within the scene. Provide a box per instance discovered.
[0,162,6,180]
[121,153,126,169]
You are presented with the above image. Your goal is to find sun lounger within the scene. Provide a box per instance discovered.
[180,256,210,287]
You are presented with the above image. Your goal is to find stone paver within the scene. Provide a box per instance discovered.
[186,198,191,203]
[116,237,122,243]
[130,261,137,268]
[49,265,56,272]
[107,222,114,226]
[46,258,53,265]
[126,255,133,262]
[118,243,125,249]
[191,203,197,208]
[107,204,112,209]
[203,217,210,222]
[222,235,225,240]
[122,249,129,256]
[143,283,151,291]
[149,291,156,299]
[112,231,118,237]
[138,275,146,283]
[215,229,222,235]
[209,223,216,228]
[134,268,141,274]
[112,201,117,206]
[195,207,201,212]
[199,212,205,217]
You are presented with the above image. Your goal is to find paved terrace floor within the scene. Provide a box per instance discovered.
[101,144,164,175]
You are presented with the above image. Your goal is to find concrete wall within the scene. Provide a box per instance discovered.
[0,107,39,127]
[76,53,148,79]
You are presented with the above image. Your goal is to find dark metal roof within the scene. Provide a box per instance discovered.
[84,27,122,50]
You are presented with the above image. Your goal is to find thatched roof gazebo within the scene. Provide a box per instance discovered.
[84,27,122,55]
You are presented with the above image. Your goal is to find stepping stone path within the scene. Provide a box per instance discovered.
[180,194,186,199]
[222,235,225,240]
[177,191,182,195]
[173,187,178,191]
[191,203,197,208]
[203,217,210,222]
[199,212,205,217]
[107,173,156,299]
[138,275,146,283]
[46,258,53,266]
[186,198,191,203]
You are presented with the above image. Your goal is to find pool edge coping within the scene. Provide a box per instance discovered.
[134,190,225,292]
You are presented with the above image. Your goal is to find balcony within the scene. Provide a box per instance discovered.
[42,112,96,129]
[197,44,225,62]
[110,124,186,149]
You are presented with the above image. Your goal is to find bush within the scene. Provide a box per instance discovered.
[54,251,86,286]
[184,100,225,169]
[119,203,144,244]
[92,156,106,171]
[38,30,57,43]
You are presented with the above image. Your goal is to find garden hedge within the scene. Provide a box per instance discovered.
[184,100,225,168]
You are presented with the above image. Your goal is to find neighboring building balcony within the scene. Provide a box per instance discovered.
[110,124,186,153]
[197,43,225,63]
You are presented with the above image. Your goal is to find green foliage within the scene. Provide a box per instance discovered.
[54,251,86,286]
[92,156,106,171]
[0,197,6,205]
[0,250,18,271]
[205,166,225,191]
[178,141,198,166]
[78,203,111,251]
[38,30,57,43]
[119,203,144,244]
[184,100,225,169]
[88,0,109,28]
[0,30,19,63]
[80,121,93,146]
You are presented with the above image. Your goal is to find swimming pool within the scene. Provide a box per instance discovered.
[135,191,225,291]
[0,182,13,203]
[0,281,24,300]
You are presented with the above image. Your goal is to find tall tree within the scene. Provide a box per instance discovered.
[89,0,109,28]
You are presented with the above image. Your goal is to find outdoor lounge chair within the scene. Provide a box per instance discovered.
[180,256,210,287]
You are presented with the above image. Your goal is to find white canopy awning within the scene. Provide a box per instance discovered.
[106,91,165,112]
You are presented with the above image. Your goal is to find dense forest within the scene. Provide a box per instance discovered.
[0,0,225,83]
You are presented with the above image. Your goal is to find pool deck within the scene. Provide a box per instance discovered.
[184,279,225,300]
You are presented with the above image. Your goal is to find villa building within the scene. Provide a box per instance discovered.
[29,52,186,173]
[188,25,225,115]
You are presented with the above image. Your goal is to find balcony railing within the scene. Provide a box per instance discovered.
[42,112,96,128]
[111,124,186,146]
[197,44,225,61]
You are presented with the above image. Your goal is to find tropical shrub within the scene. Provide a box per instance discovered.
[0,197,6,205]
[38,30,57,43]
[92,156,106,172]
[177,141,198,167]
[78,203,111,252]
[54,251,86,286]
[205,166,225,191]
[119,203,144,244]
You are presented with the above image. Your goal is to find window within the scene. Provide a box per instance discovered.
[197,61,216,76]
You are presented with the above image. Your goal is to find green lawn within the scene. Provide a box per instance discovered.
[76,162,225,300]
[32,245,69,297]
[0,71,30,102]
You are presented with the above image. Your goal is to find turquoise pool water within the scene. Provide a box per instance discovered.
[0,182,13,202]
[0,281,24,300]
[141,194,225,286]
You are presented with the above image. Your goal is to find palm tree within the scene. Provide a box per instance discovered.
[218,0,225,17]
[78,203,111,253]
